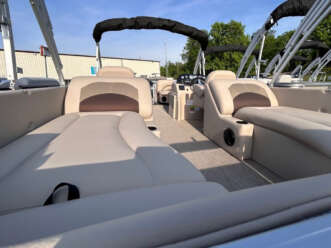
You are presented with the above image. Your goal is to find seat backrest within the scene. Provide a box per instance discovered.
[65,76,152,120]
[208,79,278,115]
[206,70,236,84]
[96,66,135,78]
[156,80,174,93]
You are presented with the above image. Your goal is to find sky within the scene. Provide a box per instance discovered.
[9,0,302,64]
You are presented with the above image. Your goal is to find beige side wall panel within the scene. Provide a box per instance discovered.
[0,87,66,148]
[272,87,331,113]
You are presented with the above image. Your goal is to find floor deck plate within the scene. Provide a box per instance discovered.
[152,105,269,191]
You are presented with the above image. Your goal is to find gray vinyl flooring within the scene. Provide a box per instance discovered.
[152,105,269,191]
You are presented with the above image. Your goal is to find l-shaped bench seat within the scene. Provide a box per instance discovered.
[204,72,331,179]
[0,111,218,214]
[0,73,226,215]
[0,71,228,245]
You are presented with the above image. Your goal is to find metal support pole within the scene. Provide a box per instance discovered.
[256,34,265,79]
[30,0,65,85]
[201,51,205,76]
[244,57,257,79]
[271,0,330,85]
[236,21,268,78]
[96,42,102,71]
[193,49,202,75]
[310,49,331,82]
[0,0,17,88]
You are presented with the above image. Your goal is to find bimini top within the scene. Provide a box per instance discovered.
[280,40,329,56]
[265,0,316,30]
[93,16,209,50]
[205,45,259,56]
[299,40,329,51]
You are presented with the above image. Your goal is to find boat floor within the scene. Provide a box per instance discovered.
[153,105,271,191]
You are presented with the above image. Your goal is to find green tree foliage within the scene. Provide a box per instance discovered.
[206,21,250,73]
[311,15,331,48]
[161,17,330,78]
[160,61,188,79]
[181,38,202,73]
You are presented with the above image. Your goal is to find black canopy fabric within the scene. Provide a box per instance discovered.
[265,0,316,30]
[299,40,329,51]
[93,16,209,50]
[292,55,310,62]
[280,40,329,55]
[205,45,259,56]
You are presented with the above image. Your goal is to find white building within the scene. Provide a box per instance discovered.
[0,49,160,82]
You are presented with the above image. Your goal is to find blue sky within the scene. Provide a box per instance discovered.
[10,0,302,64]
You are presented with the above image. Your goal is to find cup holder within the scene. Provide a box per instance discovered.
[236,120,248,124]
[148,126,157,131]
[224,128,235,146]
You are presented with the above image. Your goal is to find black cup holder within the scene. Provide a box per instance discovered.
[236,120,248,124]
[148,126,157,131]
[224,128,235,146]
[161,96,167,103]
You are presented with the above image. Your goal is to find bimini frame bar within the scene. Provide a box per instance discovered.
[30,0,65,85]
[271,0,331,85]
[301,57,321,80]
[236,0,315,79]
[291,64,303,77]
[310,49,331,82]
[200,45,259,77]
[244,57,258,79]
[0,0,17,87]
[193,49,206,75]
[262,54,282,78]
[236,27,268,79]
[93,16,208,74]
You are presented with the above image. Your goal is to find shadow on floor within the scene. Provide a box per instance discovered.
[200,163,269,192]
[170,140,217,153]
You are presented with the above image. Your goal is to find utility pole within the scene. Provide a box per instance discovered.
[164,42,168,77]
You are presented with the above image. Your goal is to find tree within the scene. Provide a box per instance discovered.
[160,61,187,79]
[181,37,202,73]
[310,15,331,48]
[165,17,330,78]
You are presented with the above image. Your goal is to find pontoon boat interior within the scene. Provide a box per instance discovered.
[0,0,331,247]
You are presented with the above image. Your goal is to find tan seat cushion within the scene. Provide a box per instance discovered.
[235,106,331,158]
[209,79,278,115]
[4,173,331,247]
[65,76,152,120]
[0,112,205,214]
[96,66,134,78]
[156,80,173,94]
[0,182,226,246]
[206,70,236,84]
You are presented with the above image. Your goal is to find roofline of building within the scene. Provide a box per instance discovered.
[0,48,160,63]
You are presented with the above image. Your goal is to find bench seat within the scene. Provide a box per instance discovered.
[0,182,226,246]
[235,106,331,159]
[0,111,205,214]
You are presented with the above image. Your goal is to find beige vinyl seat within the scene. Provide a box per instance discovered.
[65,76,153,120]
[0,76,217,215]
[1,172,331,247]
[192,70,237,109]
[204,74,331,179]
[96,66,135,78]
[156,79,174,104]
